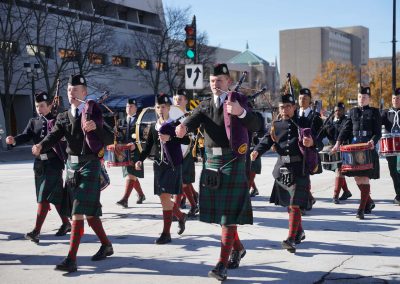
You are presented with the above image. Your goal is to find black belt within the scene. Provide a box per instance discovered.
[353,131,372,137]
[68,154,98,163]
[206,147,233,155]
[280,155,302,163]
[35,152,58,161]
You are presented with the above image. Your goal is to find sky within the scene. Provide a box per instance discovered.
[163,0,399,64]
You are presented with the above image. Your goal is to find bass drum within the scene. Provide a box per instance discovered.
[135,106,191,157]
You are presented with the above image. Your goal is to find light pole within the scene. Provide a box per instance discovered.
[24,62,41,116]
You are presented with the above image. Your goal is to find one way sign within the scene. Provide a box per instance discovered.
[185,64,203,90]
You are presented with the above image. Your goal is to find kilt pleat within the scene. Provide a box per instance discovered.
[122,148,144,178]
[250,156,262,174]
[181,154,195,184]
[34,159,64,205]
[269,176,310,209]
[153,163,182,195]
[199,152,253,225]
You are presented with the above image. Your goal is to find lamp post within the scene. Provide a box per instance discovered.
[24,62,41,116]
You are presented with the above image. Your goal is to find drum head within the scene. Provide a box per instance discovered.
[135,107,156,152]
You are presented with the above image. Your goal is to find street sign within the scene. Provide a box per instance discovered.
[185,64,203,90]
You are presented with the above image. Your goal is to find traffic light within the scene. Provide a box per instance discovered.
[184,16,196,60]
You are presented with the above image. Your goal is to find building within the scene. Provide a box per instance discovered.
[280,26,369,87]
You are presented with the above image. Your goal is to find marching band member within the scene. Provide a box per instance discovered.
[332,86,381,219]
[381,87,400,205]
[176,64,261,281]
[6,91,70,244]
[321,102,352,203]
[252,92,314,254]
[136,94,189,245]
[116,98,146,208]
[32,74,114,272]
[173,89,199,217]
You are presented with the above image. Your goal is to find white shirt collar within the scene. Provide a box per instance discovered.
[214,93,227,105]
[71,103,85,117]
[299,107,312,117]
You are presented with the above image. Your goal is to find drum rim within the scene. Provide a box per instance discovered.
[340,142,371,151]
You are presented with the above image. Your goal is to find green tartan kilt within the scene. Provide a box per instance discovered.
[199,152,253,225]
[34,159,64,205]
[269,176,310,209]
[122,148,144,178]
[181,153,195,184]
[250,156,262,174]
[153,163,182,195]
[62,159,102,217]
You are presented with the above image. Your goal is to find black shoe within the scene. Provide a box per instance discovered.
[55,257,77,273]
[227,248,246,269]
[394,197,400,205]
[356,209,365,219]
[364,200,375,214]
[249,188,259,197]
[333,197,340,204]
[339,191,352,201]
[116,199,128,208]
[208,261,227,281]
[311,197,316,205]
[281,238,296,253]
[25,230,39,244]
[155,233,171,244]
[177,213,187,235]
[295,230,306,245]
[136,195,146,204]
[180,197,187,209]
[187,206,199,218]
[55,223,71,237]
[91,244,114,261]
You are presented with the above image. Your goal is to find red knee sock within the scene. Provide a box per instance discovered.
[340,177,351,193]
[333,177,341,198]
[172,202,184,220]
[122,179,135,200]
[87,217,110,245]
[357,184,370,210]
[55,205,70,225]
[219,226,237,267]
[132,179,144,197]
[174,194,184,206]
[162,210,173,234]
[288,207,301,239]
[232,230,244,251]
[67,220,84,261]
[182,185,196,207]
[34,201,50,232]
[249,172,256,190]
[189,184,199,202]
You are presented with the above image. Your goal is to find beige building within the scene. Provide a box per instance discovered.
[280,26,369,87]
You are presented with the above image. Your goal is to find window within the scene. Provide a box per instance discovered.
[155,61,168,71]
[88,52,105,65]
[112,56,130,67]
[136,59,151,70]
[26,44,52,58]
[0,41,18,54]
[58,48,80,61]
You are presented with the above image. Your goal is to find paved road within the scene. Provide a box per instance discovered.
[0,156,399,283]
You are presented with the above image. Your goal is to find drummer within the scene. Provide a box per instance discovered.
[321,102,352,204]
[332,86,381,219]
[135,94,190,244]
[115,98,146,208]
[381,87,400,205]
[173,89,199,217]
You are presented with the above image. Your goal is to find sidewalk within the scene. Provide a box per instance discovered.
[0,145,34,163]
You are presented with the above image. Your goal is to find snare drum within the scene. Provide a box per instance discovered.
[318,145,341,171]
[340,143,373,173]
[379,133,400,157]
[106,144,132,167]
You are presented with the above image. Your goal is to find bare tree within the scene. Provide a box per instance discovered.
[0,1,30,135]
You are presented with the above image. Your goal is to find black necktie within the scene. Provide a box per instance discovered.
[75,108,79,119]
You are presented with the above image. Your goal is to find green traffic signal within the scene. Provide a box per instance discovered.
[186,49,195,59]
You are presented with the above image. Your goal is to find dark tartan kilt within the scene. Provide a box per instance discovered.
[269,176,310,209]
[153,163,182,195]
[62,159,102,217]
[342,149,380,179]
[122,148,144,178]
[34,158,64,205]
[199,152,253,225]
[182,153,195,184]
[250,156,262,174]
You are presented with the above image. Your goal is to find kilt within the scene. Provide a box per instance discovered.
[269,175,310,210]
[153,162,182,195]
[342,149,380,179]
[199,152,253,225]
[181,154,195,184]
[62,159,102,217]
[250,156,262,174]
[34,158,64,205]
[122,148,144,178]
